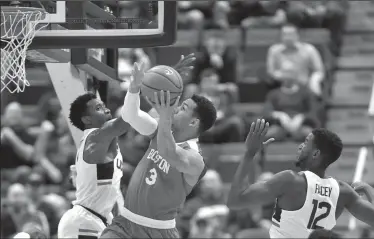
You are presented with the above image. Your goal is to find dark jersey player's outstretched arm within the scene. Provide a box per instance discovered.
[340,181,374,227]
[84,118,130,164]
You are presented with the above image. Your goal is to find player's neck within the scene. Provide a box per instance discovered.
[174,131,195,143]
[309,168,326,178]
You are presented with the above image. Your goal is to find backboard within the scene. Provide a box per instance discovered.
[0,1,177,84]
[13,1,177,49]
[0,1,176,48]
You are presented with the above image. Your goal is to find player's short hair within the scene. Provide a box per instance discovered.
[69,93,97,130]
[191,94,217,133]
[312,128,343,167]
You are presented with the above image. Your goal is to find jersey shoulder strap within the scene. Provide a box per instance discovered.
[76,128,99,163]
[81,128,99,144]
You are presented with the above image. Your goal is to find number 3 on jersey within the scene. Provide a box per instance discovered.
[145,168,157,185]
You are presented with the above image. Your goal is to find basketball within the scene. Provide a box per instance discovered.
[140,65,183,105]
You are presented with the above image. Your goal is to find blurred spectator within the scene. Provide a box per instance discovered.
[286,0,348,55]
[189,205,231,238]
[1,102,37,169]
[38,194,69,238]
[106,1,158,29]
[177,170,225,238]
[25,173,45,207]
[31,114,68,185]
[192,32,237,85]
[263,69,320,142]
[1,183,49,238]
[199,91,243,143]
[266,24,325,96]
[13,222,48,239]
[37,93,61,125]
[185,69,243,143]
[177,1,230,29]
[178,1,204,29]
[228,0,288,28]
[118,48,152,83]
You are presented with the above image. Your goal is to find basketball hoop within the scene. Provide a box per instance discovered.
[1,6,48,93]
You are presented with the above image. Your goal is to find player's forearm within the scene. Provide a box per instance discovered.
[157,118,181,167]
[227,151,257,209]
[121,91,158,136]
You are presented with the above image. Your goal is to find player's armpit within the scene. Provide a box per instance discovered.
[175,146,205,177]
[227,170,295,210]
[343,182,374,227]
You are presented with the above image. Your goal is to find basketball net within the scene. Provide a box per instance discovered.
[1,7,48,93]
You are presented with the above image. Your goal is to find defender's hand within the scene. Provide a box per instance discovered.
[245,119,274,156]
[129,62,146,93]
[173,53,196,76]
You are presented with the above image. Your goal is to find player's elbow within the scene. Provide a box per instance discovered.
[121,105,134,123]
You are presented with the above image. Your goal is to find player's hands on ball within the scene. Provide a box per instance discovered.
[245,119,274,156]
[129,62,146,93]
[173,53,196,76]
[152,90,180,120]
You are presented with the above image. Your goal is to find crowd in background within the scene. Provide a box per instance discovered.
[1,1,350,238]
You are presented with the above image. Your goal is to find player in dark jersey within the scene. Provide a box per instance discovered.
[100,55,217,238]
[227,119,374,238]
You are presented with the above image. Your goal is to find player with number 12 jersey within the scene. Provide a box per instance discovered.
[227,121,374,238]
[100,57,218,238]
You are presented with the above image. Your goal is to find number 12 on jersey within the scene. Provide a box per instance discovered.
[307,199,332,229]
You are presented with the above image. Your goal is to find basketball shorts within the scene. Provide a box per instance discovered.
[100,215,180,239]
[58,205,107,239]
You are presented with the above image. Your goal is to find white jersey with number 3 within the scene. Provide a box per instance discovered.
[73,128,123,221]
[269,171,340,238]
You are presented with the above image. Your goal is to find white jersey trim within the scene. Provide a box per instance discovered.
[121,206,176,229]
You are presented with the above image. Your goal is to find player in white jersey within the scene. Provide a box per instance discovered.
[227,119,374,238]
[58,93,130,238]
